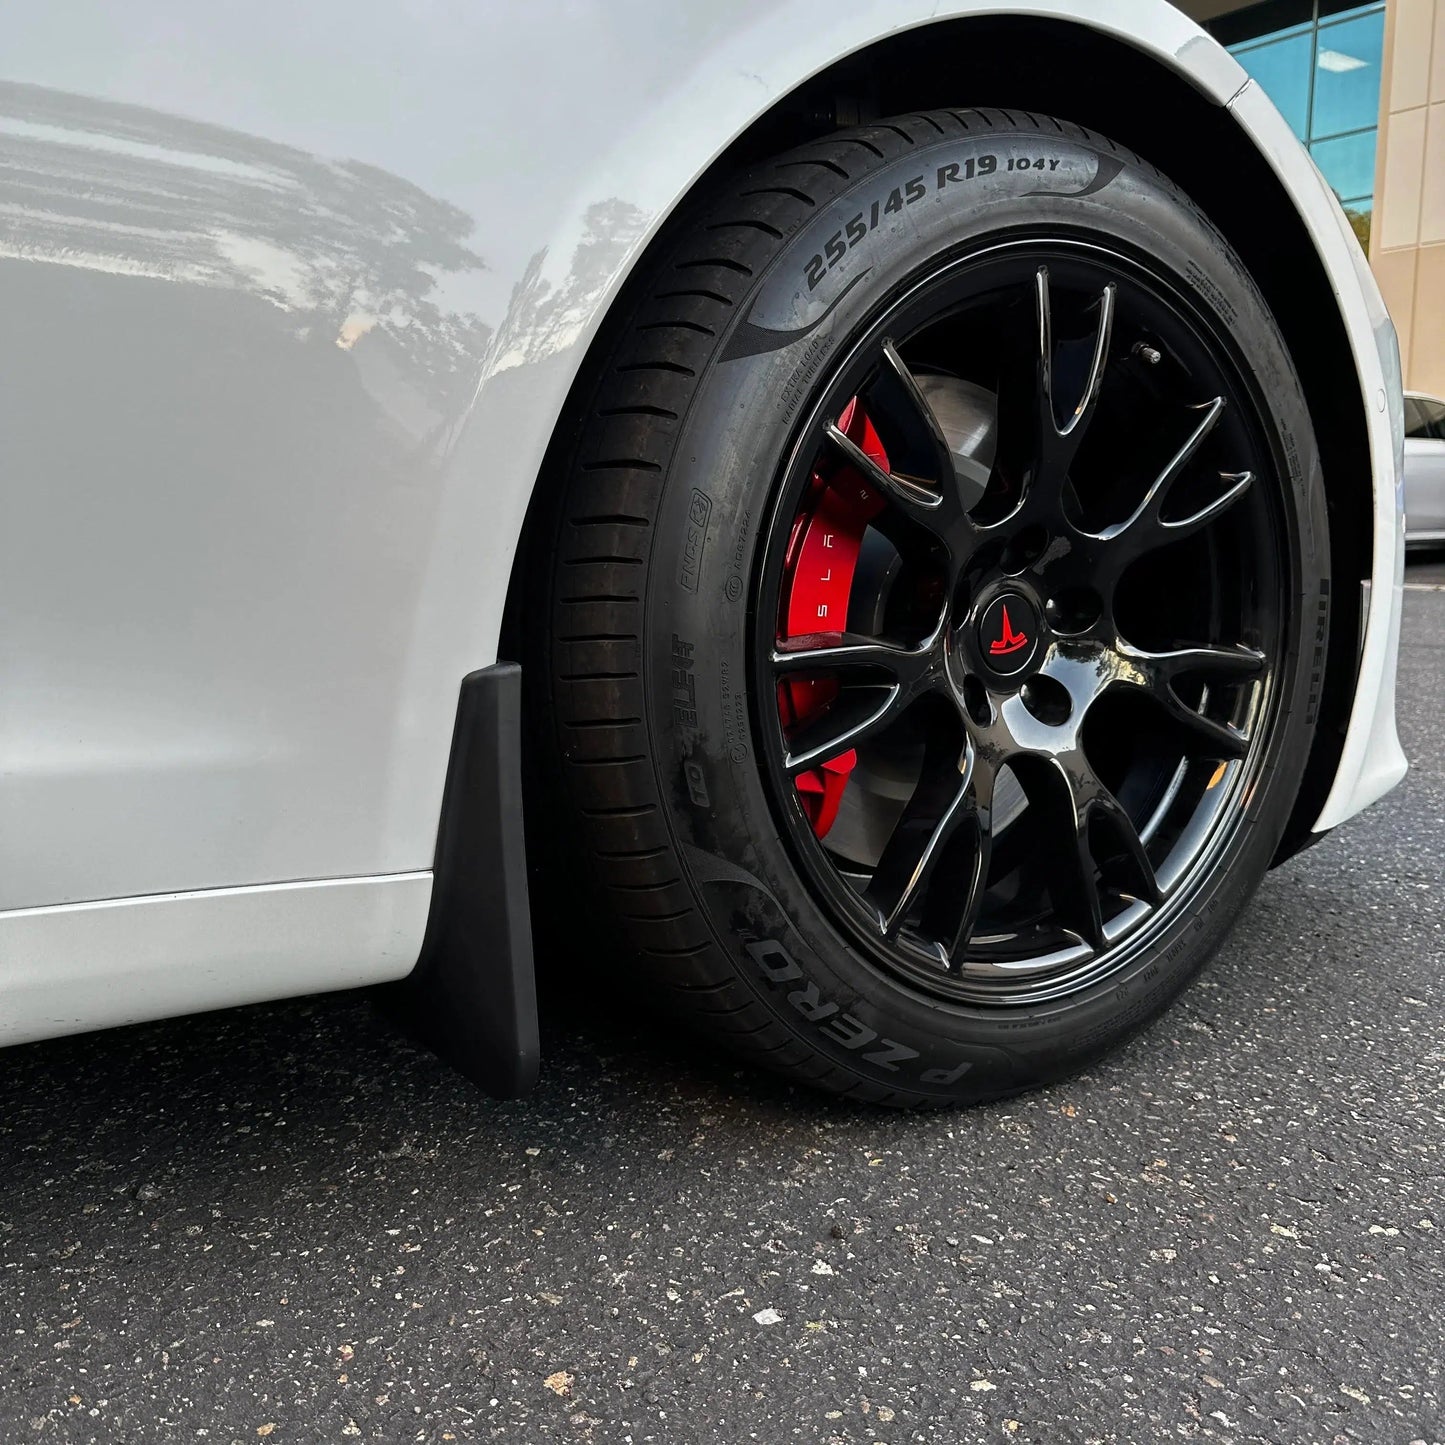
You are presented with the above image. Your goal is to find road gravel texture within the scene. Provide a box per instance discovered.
[1,564,1442,1444]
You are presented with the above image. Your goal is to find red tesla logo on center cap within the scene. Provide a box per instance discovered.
[989,604,1030,656]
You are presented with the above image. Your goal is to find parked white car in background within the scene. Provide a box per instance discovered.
[0,0,1407,1105]
[1404,393,1445,548]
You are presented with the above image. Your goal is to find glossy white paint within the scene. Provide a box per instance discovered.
[1217,82,1408,828]
[0,0,1405,1038]
[1404,397,1445,543]
[0,874,431,1048]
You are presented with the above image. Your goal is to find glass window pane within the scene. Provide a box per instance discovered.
[1231,32,1314,139]
[1310,130,1377,204]
[1404,398,1427,438]
[1313,11,1386,140]
[1318,0,1384,20]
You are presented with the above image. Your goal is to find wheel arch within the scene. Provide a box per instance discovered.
[504,11,1370,859]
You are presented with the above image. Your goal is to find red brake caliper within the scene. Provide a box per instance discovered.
[777,399,888,837]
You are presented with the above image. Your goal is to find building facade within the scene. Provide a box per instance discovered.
[1181,0,1443,397]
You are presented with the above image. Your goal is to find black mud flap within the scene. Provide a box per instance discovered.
[384,664,539,1097]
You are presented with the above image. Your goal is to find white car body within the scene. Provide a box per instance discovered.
[0,0,1407,1054]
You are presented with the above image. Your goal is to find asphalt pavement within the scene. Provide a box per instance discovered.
[1,558,1442,1445]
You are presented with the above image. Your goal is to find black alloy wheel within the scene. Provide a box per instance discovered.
[531,109,1328,1106]
[757,243,1283,1007]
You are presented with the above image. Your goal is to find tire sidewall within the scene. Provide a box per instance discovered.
[645,128,1326,1100]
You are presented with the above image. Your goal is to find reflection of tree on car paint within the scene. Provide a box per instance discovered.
[0,81,493,421]
[0,80,649,447]
[0,80,653,922]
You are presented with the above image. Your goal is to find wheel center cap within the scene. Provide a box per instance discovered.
[977,592,1040,676]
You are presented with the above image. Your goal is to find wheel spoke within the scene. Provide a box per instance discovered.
[874,340,996,518]
[1102,398,1247,550]
[1034,267,1116,482]
[1034,267,1053,421]
[782,684,910,775]
[1112,642,1258,759]
[1154,695,1250,759]
[1021,752,1157,950]
[937,787,995,970]
[771,632,936,684]
[1134,396,1224,520]
[823,421,945,533]
[1156,470,1254,543]
[1024,756,1108,951]
[1120,641,1266,682]
[1078,773,1161,907]
[865,741,981,936]
[849,340,972,517]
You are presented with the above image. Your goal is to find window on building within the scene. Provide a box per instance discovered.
[1209,1,1385,249]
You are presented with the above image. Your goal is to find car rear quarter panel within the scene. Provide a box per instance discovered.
[0,0,1241,915]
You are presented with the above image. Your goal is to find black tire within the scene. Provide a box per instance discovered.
[529,109,1328,1106]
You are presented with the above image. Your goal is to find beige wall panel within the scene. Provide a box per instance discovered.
[1409,242,1445,396]
[1381,104,1429,248]
[1390,0,1436,112]
[1431,0,1445,104]
[1422,101,1445,242]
